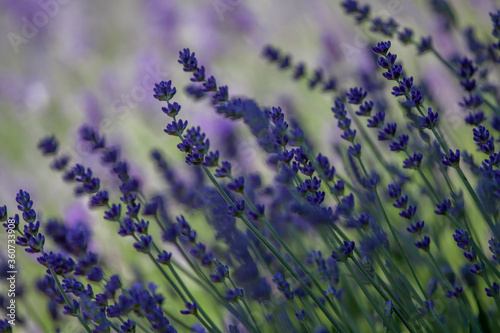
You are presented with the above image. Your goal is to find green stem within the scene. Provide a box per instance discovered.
[427,252,482,332]
[48,267,93,333]
[406,156,440,202]
[342,274,377,333]
[394,76,497,237]
[372,255,434,333]
[329,223,421,324]
[373,190,426,297]
[108,204,221,332]
[202,166,345,332]
[291,299,313,333]
[241,188,344,320]
[448,215,500,280]
[165,261,222,333]
[351,257,416,333]
[228,277,262,333]
[455,167,498,237]
[346,104,394,178]
[430,48,500,117]
[121,314,155,333]
[324,225,417,332]
[171,241,243,312]
[344,260,402,333]
[148,251,219,333]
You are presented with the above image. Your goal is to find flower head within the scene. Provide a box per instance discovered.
[180,302,198,315]
[153,80,177,102]
[403,152,423,170]
[178,49,198,72]
[38,136,58,155]
[446,286,463,299]
[332,240,355,262]
[415,236,431,252]
[272,272,294,300]
[442,149,460,168]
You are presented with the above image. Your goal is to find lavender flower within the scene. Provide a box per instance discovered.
[8,5,500,332]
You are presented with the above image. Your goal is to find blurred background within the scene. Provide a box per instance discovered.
[0,0,499,331]
[0,0,498,211]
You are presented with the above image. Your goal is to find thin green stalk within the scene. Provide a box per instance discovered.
[358,154,432,295]
[108,207,213,329]
[458,299,483,333]
[342,273,377,333]
[344,261,402,333]
[228,277,262,333]
[345,104,394,178]
[350,257,416,333]
[429,48,500,117]
[147,252,219,333]
[304,144,422,307]
[153,213,167,234]
[165,258,223,333]
[170,239,253,328]
[397,81,497,238]
[135,189,228,322]
[310,145,425,306]
[419,160,482,247]
[202,166,345,332]
[427,252,482,332]
[18,226,93,333]
[121,314,155,333]
[480,271,500,314]
[194,312,218,333]
[455,167,498,237]
[371,255,434,333]
[328,223,422,324]
[291,299,313,333]
[48,267,93,333]
[109,205,222,332]
[174,127,345,328]
[146,252,186,297]
[322,225,416,332]
[373,190,427,297]
[403,151,440,202]
[427,308,450,333]
[155,239,253,329]
[301,297,325,329]
[175,115,346,326]
[106,319,122,332]
[169,255,251,328]
[446,214,500,282]
[239,187,345,320]
[251,196,348,324]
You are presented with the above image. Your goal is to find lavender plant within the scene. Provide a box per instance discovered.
[2,1,500,333]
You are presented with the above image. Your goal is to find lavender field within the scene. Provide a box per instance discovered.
[1,0,500,332]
